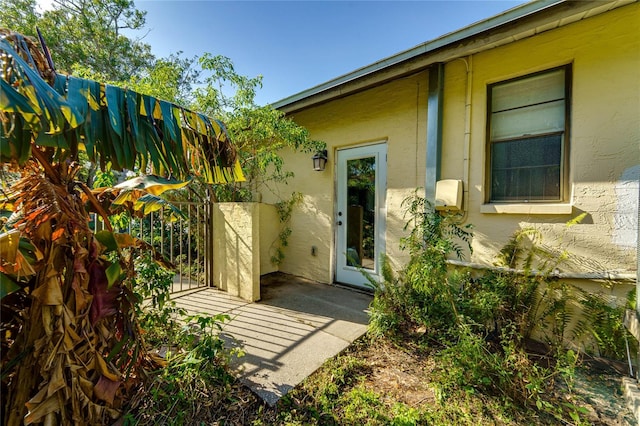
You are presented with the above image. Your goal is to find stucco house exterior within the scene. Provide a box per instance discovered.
[264,0,638,298]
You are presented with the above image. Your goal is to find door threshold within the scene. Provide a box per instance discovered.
[332,281,375,295]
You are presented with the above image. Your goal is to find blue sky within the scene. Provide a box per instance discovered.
[130,1,527,105]
[35,0,525,105]
[134,1,526,105]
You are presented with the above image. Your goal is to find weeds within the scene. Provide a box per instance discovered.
[368,191,629,424]
[133,253,187,346]
[124,253,238,425]
[574,288,636,359]
[124,188,631,425]
[127,310,235,425]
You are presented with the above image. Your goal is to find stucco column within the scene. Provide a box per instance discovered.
[212,203,260,301]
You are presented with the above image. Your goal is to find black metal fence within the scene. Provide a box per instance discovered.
[91,199,213,293]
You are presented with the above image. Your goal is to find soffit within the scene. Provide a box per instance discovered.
[276,0,635,114]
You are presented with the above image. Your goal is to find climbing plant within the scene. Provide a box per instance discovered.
[270,192,303,266]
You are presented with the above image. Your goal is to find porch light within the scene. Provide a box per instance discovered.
[312,150,328,171]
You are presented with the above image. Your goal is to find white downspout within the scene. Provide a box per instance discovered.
[463,55,472,218]
[454,55,473,223]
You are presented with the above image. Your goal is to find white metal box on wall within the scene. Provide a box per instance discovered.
[435,179,463,211]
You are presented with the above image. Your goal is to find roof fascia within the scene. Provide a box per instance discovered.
[273,0,630,113]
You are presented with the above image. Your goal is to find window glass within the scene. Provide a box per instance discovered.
[491,134,562,201]
[488,67,568,202]
[491,100,565,140]
[346,157,376,269]
[491,69,565,112]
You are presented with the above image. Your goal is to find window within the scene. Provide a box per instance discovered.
[487,66,570,203]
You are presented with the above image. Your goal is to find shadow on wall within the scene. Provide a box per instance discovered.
[614,165,639,249]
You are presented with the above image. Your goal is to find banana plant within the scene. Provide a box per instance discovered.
[0,29,244,425]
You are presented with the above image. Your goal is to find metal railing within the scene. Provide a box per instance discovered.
[91,199,213,294]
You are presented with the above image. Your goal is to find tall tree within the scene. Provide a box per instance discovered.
[194,53,324,201]
[0,0,40,35]
[1,0,323,419]
[0,0,154,81]
[0,0,323,202]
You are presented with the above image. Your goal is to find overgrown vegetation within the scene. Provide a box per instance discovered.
[1,1,632,421]
[1,2,322,420]
[127,309,236,425]
[0,25,247,424]
[264,334,633,426]
[85,251,239,425]
[364,190,634,424]
[116,189,635,425]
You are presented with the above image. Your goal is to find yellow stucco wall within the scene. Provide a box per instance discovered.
[259,203,280,276]
[443,3,639,278]
[263,71,429,283]
[269,3,639,290]
[213,202,278,301]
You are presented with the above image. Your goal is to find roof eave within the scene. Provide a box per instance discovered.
[272,0,629,112]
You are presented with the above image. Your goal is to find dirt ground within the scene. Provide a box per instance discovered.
[571,360,636,425]
[213,337,636,425]
[354,339,636,425]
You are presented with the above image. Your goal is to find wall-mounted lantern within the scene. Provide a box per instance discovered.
[312,150,328,171]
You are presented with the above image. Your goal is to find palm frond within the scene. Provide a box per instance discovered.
[0,29,245,184]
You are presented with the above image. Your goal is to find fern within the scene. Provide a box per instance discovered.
[573,289,634,359]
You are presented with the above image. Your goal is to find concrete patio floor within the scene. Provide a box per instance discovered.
[170,272,373,406]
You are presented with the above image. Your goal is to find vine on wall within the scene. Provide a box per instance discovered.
[270,192,303,266]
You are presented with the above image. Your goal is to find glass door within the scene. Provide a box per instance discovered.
[335,143,386,288]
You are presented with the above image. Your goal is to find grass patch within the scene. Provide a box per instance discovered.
[268,335,630,425]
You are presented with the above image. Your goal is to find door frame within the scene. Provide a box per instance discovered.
[334,142,387,288]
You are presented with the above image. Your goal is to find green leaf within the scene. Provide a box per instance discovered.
[65,76,90,120]
[134,193,187,220]
[566,212,587,228]
[95,230,119,253]
[0,272,21,299]
[125,90,140,144]
[105,262,122,288]
[105,336,128,362]
[105,84,125,167]
[138,118,163,172]
[35,132,68,148]
[82,81,103,159]
[1,33,246,184]
[0,79,39,128]
[160,100,178,142]
[0,37,83,162]
[105,84,125,138]
[2,38,81,131]
[18,238,41,264]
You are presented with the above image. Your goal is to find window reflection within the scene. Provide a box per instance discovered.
[346,157,375,269]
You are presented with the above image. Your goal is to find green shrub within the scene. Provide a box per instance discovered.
[574,288,636,359]
[133,252,185,346]
[368,190,472,339]
[367,191,609,424]
[435,324,566,404]
[128,312,234,425]
[340,385,388,425]
[125,253,238,424]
